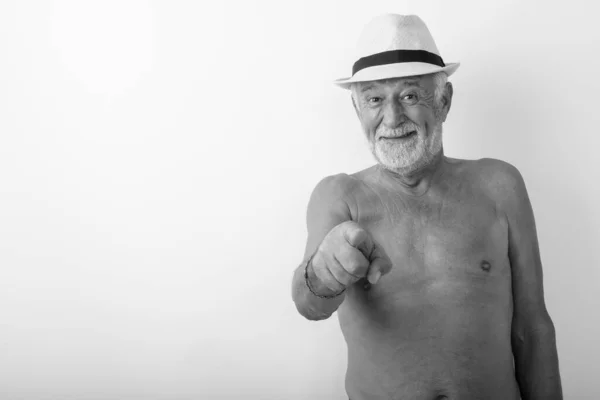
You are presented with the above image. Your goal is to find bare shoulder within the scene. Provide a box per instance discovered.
[311,172,362,202]
[473,157,528,208]
[308,173,364,222]
[306,173,361,246]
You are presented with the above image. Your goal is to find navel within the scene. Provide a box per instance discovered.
[480,260,492,272]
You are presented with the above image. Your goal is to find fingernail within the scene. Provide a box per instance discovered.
[370,270,381,284]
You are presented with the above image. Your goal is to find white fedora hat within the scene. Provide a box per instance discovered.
[334,14,459,90]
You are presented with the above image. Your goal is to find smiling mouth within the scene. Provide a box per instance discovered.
[381,131,417,140]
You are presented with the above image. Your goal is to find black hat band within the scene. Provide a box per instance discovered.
[352,49,445,76]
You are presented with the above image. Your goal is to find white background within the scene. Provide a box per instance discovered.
[0,0,599,399]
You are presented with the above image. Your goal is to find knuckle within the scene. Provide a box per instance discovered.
[332,272,352,287]
[318,238,337,258]
[314,251,335,275]
[342,253,368,277]
[340,221,360,236]
[345,258,361,274]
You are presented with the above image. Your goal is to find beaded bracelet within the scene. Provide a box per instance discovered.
[304,253,346,299]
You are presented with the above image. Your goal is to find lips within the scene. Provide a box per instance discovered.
[399,130,417,138]
[382,131,417,139]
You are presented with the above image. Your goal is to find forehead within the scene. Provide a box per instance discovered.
[357,75,434,93]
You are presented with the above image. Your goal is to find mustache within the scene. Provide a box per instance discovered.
[376,121,421,138]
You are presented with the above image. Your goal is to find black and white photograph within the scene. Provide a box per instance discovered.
[0,1,598,399]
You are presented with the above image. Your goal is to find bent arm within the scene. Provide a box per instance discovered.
[490,160,562,399]
[291,174,355,321]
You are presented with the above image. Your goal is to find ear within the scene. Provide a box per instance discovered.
[440,82,453,122]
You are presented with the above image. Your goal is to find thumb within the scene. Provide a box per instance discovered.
[366,244,393,285]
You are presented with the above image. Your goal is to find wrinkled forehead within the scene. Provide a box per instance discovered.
[356,75,435,93]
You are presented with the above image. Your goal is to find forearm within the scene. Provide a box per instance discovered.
[513,322,562,400]
[291,259,346,321]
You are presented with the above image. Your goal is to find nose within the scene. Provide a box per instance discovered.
[382,99,406,129]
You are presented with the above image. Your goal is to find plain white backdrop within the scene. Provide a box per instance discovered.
[0,0,599,399]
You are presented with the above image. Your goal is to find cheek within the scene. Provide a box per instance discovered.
[407,107,437,132]
[359,111,380,138]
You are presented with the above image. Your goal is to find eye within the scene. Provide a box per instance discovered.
[367,96,382,105]
[402,94,418,105]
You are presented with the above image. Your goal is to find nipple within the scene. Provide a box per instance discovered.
[480,260,491,272]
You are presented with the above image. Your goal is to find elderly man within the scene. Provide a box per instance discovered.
[291,14,562,400]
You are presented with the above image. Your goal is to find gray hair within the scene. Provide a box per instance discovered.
[351,71,448,110]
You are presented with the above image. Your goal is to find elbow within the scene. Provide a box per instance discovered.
[529,313,557,336]
[513,313,557,345]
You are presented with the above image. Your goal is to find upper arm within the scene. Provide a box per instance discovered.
[483,159,552,333]
[303,173,356,261]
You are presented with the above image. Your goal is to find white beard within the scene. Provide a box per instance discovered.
[369,121,444,175]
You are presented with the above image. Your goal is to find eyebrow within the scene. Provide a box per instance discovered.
[360,83,376,93]
[402,79,421,87]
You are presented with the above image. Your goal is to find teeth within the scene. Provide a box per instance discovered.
[382,131,415,139]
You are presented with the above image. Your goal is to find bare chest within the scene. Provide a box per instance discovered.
[351,183,511,303]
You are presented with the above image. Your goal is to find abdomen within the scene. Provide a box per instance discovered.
[338,278,519,400]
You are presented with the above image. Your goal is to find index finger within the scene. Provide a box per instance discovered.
[343,224,374,258]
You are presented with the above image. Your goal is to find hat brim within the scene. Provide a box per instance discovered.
[333,62,460,90]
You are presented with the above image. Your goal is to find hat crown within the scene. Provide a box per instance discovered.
[355,14,440,59]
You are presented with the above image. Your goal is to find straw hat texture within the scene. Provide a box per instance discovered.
[334,14,459,89]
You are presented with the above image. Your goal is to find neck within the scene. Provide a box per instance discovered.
[377,148,446,196]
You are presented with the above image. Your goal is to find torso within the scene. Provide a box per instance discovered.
[339,157,520,400]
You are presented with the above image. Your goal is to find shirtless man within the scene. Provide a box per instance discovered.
[291,15,562,400]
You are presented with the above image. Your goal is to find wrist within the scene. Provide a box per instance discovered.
[304,253,346,299]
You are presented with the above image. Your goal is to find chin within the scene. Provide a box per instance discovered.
[371,126,444,175]
[370,138,423,172]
